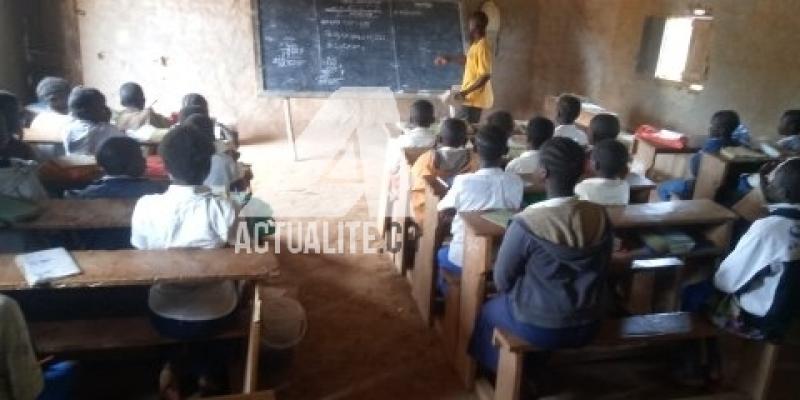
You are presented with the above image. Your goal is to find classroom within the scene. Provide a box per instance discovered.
[1,0,799,399]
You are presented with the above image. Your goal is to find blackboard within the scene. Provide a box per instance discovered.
[258,0,464,93]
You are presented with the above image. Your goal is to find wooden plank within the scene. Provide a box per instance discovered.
[10,198,137,230]
[411,176,445,325]
[734,342,779,400]
[0,249,274,290]
[693,153,729,200]
[605,199,736,228]
[208,391,277,400]
[244,286,262,393]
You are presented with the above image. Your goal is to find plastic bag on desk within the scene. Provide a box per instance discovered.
[635,124,689,150]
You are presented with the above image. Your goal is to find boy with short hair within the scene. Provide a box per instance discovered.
[589,113,621,145]
[776,110,800,153]
[115,82,171,131]
[397,100,437,149]
[63,87,123,155]
[505,116,553,174]
[553,94,588,147]
[180,93,239,147]
[487,110,516,138]
[29,77,73,138]
[658,110,741,200]
[437,125,524,275]
[575,139,631,205]
[713,158,800,340]
[183,114,242,191]
[409,118,478,224]
[470,136,612,371]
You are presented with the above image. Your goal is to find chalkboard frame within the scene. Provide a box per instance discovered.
[252,0,467,97]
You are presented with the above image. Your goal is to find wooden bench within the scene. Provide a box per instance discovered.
[8,198,137,231]
[483,312,778,400]
[411,175,448,325]
[632,136,701,180]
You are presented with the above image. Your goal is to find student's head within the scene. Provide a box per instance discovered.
[474,125,508,167]
[526,116,554,150]
[182,93,209,114]
[556,94,581,125]
[0,91,21,141]
[469,11,489,38]
[539,137,586,197]
[68,87,108,123]
[409,99,435,128]
[183,114,216,143]
[765,158,800,204]
[96,136,146,177]
[487,111,515,138]
[589,114,620,144]
[35,77,70,114]
[159,125,215,185]
[592,139,629,179]
[439,118,467,148]
[119,82,145,110]
[178,105,210,124]
[778,110,800,137]
[709,110,740,141]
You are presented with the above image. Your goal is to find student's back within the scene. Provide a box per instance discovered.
[115,82,171,131]
[397,100,437,149]
[63,87,122,155]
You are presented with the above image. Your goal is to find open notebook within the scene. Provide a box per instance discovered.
[15,247,82,286]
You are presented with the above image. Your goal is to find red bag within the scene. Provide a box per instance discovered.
[145,155,169,180]
[635,125,688,149]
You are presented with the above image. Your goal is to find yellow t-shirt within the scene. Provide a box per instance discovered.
[461,37,494,109]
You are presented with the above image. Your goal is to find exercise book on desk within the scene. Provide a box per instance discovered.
[480,209,516,229]
[15,247,82,286]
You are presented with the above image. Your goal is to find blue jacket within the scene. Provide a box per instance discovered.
[71,176,167,199]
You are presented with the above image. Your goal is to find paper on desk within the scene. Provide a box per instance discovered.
[15,247,81,286]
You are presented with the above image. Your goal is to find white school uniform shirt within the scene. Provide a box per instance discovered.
[62,119,123,155]
[131,185,238,321]
[437,167,524,266]
[396,126,437,149]
[574,177,630,206]
[714,204,800,317]
[505,150,541,174]
[554,124,589,147]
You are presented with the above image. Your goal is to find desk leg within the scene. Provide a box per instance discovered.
[412,185,440,326]
[283,98,298,162]
[244,285,262,393]
[455,226,492,388]
[634,140,657,178]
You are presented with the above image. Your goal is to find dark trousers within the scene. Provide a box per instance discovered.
[457,105,483,124]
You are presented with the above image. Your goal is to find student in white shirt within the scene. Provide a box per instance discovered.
[776,110,800,154]
[437,125,524,279]
[397,100,437,149]
[182,114,242,191]
[506,116,554,174]
[588,113,621,145]
[63,87,123,155]
[553,94,588,147]
[131,125,238,339]
[29,77,72,141]
[712,158,800,340]
[575,139,630,206]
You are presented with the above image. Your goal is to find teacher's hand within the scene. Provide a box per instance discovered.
[434,55,449,66]
[453,91,466,101]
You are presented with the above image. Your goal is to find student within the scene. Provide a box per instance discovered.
[575,139,631,205]
[553,94,588,147]
[115,82,171,131]
[435,11,493,124]
[470,137,613,372]
[487,110,516,138]
[437,125,524,277]
[776,110,800,153]
[409,118,478,224]
[63,87,123,155]
[0,91,37,161]
[183,114,242,190]
[29,77,72,136]
[588,113,621,145]
[397,100,437,149]
[713,158,800,340]
[130,124,238,338]
[71,136,167,199]
[0,92,46,201]
[180,93,239,147]
[505,116,553,174]
[657,111,741,201]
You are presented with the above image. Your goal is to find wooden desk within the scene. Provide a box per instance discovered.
[23,128,159,153]
[9,198,137,231]
[411,175,448,325]
[693,153,772,201]
[632,137,699,179]
[452,200,736,387]
[626,173,656,203]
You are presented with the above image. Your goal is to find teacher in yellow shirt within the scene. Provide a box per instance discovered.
[435,11,493,124]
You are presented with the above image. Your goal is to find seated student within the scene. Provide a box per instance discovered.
[712,158,800,341]
[71,136,167,199]
[553,94,588,147]
[115,82,171,131]
[470,137,613,372]
[575,139,631,205]
[409,118,478,224]
[0,92,47,201]
[776,110,800,153]
[437,125,524,278]
[29,77,72,134]
[588,113,621,145]
[657,110,741,201]
[183,114,242,191]
[181,93,239,148]
[63,87,123,155]
[505,116,553,174]
[487,110,516,139]
[0,91,37,161]
[397,100,437,149]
